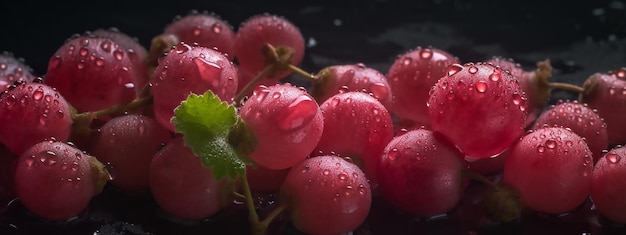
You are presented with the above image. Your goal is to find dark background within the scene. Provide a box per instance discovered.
[1,0,626,234]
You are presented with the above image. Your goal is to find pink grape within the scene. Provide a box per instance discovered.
[580,67,626,145]
[151,42,238,132]
[90,114,173,193]
[0,51,36,92]
[312,91,394,186]
[239,83,323,170]
[386,47,459,127]
[280,155,371,235]
[311,63,392,110]
[234,14,305,80]
[591,145,626,223]
[378,128,465,216]
[532,100,608,161]
[428,62,527,159]
[502,126,593,214]
[149,137,229,220]
[0,80,72,155]
[14,140,108,221]
[44,33,141,113]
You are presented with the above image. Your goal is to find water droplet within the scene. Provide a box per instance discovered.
[211,23,222,34]
[79,48,89,57]
[512,93,522,105]
[607,153,621,163]
[192,57,222,87]
[193,27,202,36]
[100,41,112,52]
[322,169,330,175]
[331,97,340,107]
[468,66,478,74]
[545,139,557,149]
[174,43,191,54]
[419,49,433,59]
[338,172,348,180]
[476,81,487,93]
[616,68,626,79]
[275,95,318,131]
[537,145,546,153]
[447,64,463,76]
[33,89,44,101]
[95,58,106,67]
[402,57,412,66]
[388,148,399,160]
[489,73,501,81]
[369,83,389,100]
[113,50,124,60]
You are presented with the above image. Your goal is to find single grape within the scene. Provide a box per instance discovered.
[151,42,238,132]
[14,140,109,221]
[92,27,150,95]
[312,91,394,186]
[280,155,371,235]
[378,128,465,216]
[90,114,173,193]
[311,63,392,110]
[0,51,36,92]
[580,67,626,145]
[428,62,527,159]
[149,137,230,220]
[161,10,236,59]
[532,100,608,161]
[502,126,593,214]
[386,47,459,127]
[44,33,141,113]
[234,14,305,80]
[591,145,626,223]
[240,83,323,170]
[0,80,72,155]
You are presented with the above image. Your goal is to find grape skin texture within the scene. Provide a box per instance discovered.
[580,70,626,145]
[428,62,527,159]
[90,114,172,193]
[0,82,72,155]
[591,146,626,224]
[281,155,371,235]
[240,83,324,170]
[163,13,236,60]
[378,128,465,216]
[151,43,238,132]
[502,127,593,214]
[14,141,97,221]
[149,137,225,220]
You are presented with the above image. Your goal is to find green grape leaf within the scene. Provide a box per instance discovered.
[172,90,246,179]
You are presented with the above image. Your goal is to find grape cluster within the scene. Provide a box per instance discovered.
[1,8,626,235]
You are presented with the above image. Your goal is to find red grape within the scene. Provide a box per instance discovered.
[280,155,371,235]
[378,128,465,216]
[0,80,72,155]
[90,114,172,193]
[502,126,593,214]
[428,62,527,159]
[234,14,305,80]
[14,140,108,221]
[239,83,323,170]
[312,91,394,186]
[532,100,608,161]
[0,51,36,92]
[44,33,141,113]
[386,47,459,127]
[151,42,238,132]
[149,137,229,220]
[591,145,626,223]
[580,67,626,145]
[311,63,392,110]
[161,11,236,59]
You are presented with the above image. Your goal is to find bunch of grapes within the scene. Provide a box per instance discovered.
[1,7,626,235]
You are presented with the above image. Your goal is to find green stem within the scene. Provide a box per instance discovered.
[233,64,277,107]
[548,82,584,94]
[241,175,264,235]
[73,95,153,120]
[259,202,287,229]
[461,169,498,189]
[288,64,317,82]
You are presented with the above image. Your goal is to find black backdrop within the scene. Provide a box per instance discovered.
[1,0,626,234]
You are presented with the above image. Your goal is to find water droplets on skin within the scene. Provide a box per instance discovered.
[95,58,106,67]
[275,95,318,131]
[369,83,389,101]
[537,144,546,153]
[338,172,348,180]
[447,64,463,76]
[113,50,124,60]
[387,148,399,160]
[322,169,330,175]
[545,139,557,149]
[607,153,621,163]
[211,23,222,34]
[174,43,192,54]
[476,81,487,93]
[419,49,433,59]
[468,66,478,74]
[192,57,223,87]
[33,89,44,101]
[402,57,412,66]
[79,48,89,57]
[489,73,501,82]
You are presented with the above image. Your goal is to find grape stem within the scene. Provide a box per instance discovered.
[548,82,584,94]
[288,64,317,82]
[72,95,154,121]
[461,169,498,189]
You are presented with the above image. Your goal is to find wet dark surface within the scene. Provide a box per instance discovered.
[1,0,626,234]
